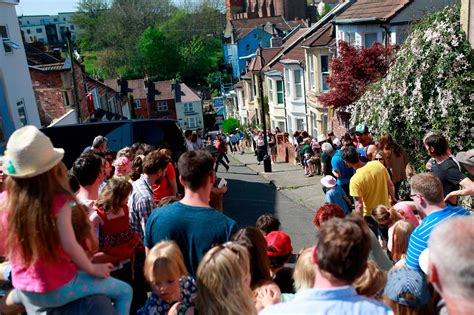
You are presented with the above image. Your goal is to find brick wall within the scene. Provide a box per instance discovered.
[30,69,68,126]
[329,110,351,138]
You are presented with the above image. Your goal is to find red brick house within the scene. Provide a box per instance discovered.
[105,79,177,120]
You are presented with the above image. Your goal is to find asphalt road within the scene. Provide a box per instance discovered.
[217,156,318,252]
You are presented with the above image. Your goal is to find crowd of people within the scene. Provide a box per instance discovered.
[0,124,472,315]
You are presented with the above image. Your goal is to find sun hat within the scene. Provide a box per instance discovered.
[320,175,336,188]
[317,134,327,143]
[266,231,293,257]
[3,125,64,178]
[455,149,474,166]
[383,267,431,308]
[355,124,369,135]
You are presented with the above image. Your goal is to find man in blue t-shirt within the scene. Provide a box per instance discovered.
[406,173,470,271]
[331,141,355,198]
[144,150,238,276]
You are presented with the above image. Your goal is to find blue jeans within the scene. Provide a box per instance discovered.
[11,272,132,315]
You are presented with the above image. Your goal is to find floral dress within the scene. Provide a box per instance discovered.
[138,276,196,315]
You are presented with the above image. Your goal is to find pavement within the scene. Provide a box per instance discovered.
[217,149,327,252]
[227,149,326,212]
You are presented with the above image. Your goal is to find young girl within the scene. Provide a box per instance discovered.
[138,241,196,315]
[90,178,140,264]
[0,126,132,314]
[170,242,256,315]
[390,220,415,266]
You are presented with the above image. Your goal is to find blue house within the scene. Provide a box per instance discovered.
[223,16,305,78]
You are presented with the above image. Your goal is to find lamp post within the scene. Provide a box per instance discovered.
[257,70,272,173]
[65,29,81,122]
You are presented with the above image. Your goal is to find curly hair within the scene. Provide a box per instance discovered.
[313,203,345,228]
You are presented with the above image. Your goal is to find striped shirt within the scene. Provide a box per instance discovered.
[128,174,156,240]
[406,205,470,270]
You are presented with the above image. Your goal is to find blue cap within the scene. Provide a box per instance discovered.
[383,267,430,307]
[355,124,369,134]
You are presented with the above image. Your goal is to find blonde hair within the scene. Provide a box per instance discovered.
[293,248,317,291]
[95,178,132,214]
[144,241,188,284]
[353,261,387,298]
[372,205,401,226]
[117,147,132,159]
[195,242,256,315]
[391,220,415,262]
[2,162,75,265]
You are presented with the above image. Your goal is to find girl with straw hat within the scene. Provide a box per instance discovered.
[0,126,132,314]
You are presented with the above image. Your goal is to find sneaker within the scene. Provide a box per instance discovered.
[258,162,261,165]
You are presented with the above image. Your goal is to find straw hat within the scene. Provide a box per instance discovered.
[317,134,327,143]
[3,125,64,178]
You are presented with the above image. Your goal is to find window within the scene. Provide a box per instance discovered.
[321,114,328,135]
[294,69,302,98]
[311,112,318,138]
[70,25,75,30]
[246,44,250,51]
[0,28,19,52]
[276,80,283,104]
[63,18,66,21]
[36,28,43,33]
[284,68,290,98]
[309,55,315,90]
[184,103,193,113]
[268,79,273,103]
[278,121,285,133]
[320,55,330,92]
[187,117,197,128]
[296,118,305,131]
[17,99,27,126]
[157,101,168,111]
[345,32,356,45]
[134,99,141,109]
[62,91,70,106]
[27,21,30,25]
[53,18,58,22]
[26,29,31,34]
[365,33,377,48]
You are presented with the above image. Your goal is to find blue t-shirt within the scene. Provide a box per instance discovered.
[325,186,350,215]
[144,202,238,276]
[406,205,470,270]
[331,150,355,185]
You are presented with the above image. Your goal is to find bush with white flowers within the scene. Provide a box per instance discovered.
[352,5,473,168]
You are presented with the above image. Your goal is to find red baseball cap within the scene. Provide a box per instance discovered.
[265,231,293,257]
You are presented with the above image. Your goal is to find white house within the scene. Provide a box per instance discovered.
[175,83,204,131]
[281,57,307,135]
[0,0,40,150]
[334,0,455,48]
[18,12,78,44]
[265,69,286,132]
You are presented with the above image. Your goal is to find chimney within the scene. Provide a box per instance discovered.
[146,80,155,102]
[271,34,283,47]
[119,78,128,96]
[175,79,182,103]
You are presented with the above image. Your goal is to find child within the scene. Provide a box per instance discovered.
[0,126,132,314]
[90,178,140,264]
[138,241,196,315]
[113,156,132,181]
[320,175,351,215]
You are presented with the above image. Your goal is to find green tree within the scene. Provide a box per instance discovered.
[72,0,111,50]
[222,118,240,133]
[136,27,180,79]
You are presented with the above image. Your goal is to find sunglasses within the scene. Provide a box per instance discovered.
[375,158,384,161]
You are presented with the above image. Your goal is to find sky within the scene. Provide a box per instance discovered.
[15,0,190,16]
[16,0,80,16]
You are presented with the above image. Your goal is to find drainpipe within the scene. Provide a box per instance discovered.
[380,24,390,47]
[300,61,309,132]
[281,74,288,133]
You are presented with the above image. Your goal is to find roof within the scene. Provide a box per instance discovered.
[29,57,71,72]
[178,83,201,103]
[85,76,121,98]
[335,0,411,22]
[248,47,283,72]
[228,16,304,41]
[301,23,335,47]
[279,45,305,64]
[104,79,175,101]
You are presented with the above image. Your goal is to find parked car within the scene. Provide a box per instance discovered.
[42,119,186,167]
